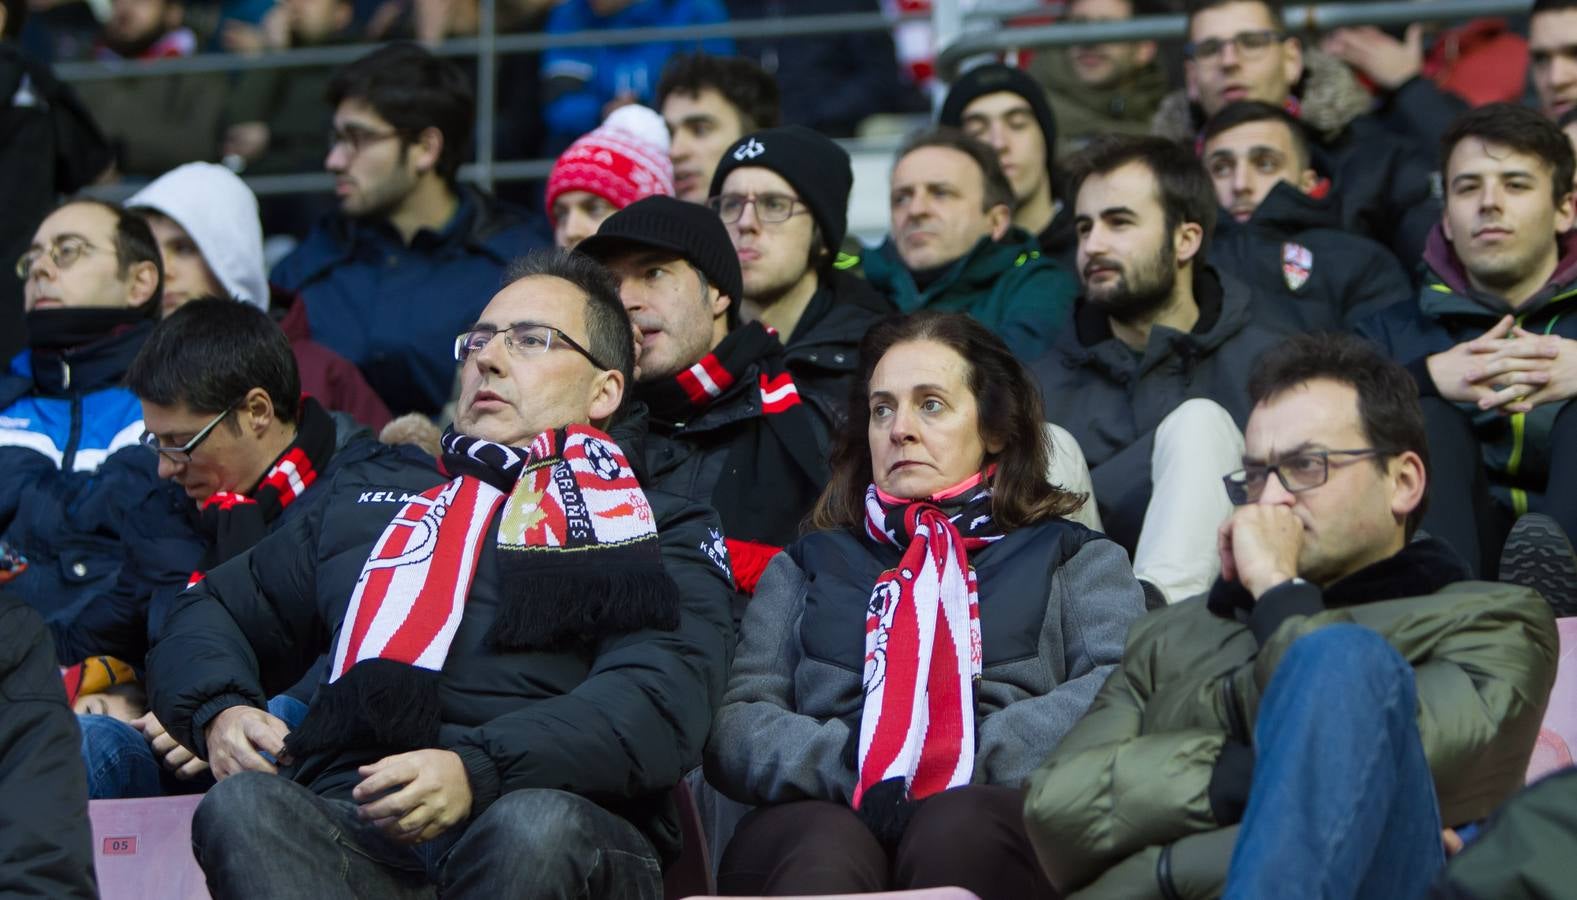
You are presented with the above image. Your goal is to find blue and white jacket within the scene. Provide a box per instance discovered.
[0,322,160,624]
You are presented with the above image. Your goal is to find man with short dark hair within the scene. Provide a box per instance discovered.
[1530,0,1577,121]
[149,248,733,900]
[56,298,418,799]
[1359,104,1577,603]
[578,196,832,596]
[1029,0,1170,156]
[1032,135,1283,603]
[656,53,781,204]
[1164,0,1441,264]
[1027,331,1559,900]
[707,125,888,405]
[1201,101,1413,332]
[272,43,542,419]
[940,63,1077,265]
[862,127,1077,361]
[1,199,162,622]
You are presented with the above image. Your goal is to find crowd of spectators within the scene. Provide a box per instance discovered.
[5,0,1577,898]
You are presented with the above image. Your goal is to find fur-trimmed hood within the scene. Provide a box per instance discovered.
[1151,48,1375,144]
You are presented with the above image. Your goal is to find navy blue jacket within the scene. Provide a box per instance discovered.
[0,322,159,625]
[271,186,544,417]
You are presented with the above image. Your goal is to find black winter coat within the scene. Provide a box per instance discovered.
[1211,181,1414,334]
[147,429,735,863]
[1312,114,1441,268]
[782,268,891,414]
[1030,267,1285,553]
[0,595,96,898]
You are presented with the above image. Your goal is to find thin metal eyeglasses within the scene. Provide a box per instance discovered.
[1185,29,1287,61]
[708,192,806,224]
[140,405,237,465]
[454,321,610,370]
[16,237,102,280]
[1222,448,1393,506]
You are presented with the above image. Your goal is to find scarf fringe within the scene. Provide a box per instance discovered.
[488,568,682,652]
[855,777,919,851]
[284,659,443,759]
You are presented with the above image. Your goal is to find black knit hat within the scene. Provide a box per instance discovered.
[938,63,1058,180]
[708,125,853,255]
[576,195,744,306]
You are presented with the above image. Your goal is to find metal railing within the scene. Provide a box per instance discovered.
[934,0,1535,81]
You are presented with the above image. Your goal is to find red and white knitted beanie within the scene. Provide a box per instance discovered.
[546,105,674,225]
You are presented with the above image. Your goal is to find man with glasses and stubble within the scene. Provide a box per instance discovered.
[1025,332,1559,900]
[0,199,162,624]
[1174,0,1441,266]
[50,298,421,800]
[271,43,542,420]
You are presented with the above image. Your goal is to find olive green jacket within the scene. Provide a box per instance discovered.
[1024,580,1558,899]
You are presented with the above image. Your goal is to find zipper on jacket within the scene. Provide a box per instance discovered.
[1156,843,1184,900]
[60,393,83,472]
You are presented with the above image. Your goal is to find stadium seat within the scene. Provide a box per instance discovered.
[88,794,210,900]
[666,778,716,899]
[1526,617,1577,783]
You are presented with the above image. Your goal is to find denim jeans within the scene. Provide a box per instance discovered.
[192,772,664,899]
[1224,624,1444,900]
[79,694,319,800]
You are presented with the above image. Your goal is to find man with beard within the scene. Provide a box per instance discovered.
[1,200,162,622]
[1030,0,1170,156]
[272,44,542,419]
[1359,104,1577,605]
[578,196,833,596]
[862,127,1078,361]
[1031,135,1282,603]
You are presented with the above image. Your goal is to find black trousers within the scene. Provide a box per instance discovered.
[716,785,1057,899]
[1421,396,1577,577]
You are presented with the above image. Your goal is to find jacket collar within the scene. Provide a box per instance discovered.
[1422,226,1577,317]
[16,319,153,398]
[1208,535,1469,620]
[1233,180,1343,236]
[870,228,1041,312]
[1063,264,1250,379]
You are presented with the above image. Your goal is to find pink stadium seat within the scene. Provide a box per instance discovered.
[683,891,982,900]
[1527,617,1577,783]
[89,794,210,900]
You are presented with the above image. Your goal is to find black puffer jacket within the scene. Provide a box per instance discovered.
[0,595,96,898]
[1211,181,1414,334]
[1030,267,1284,553]
[147,430,735,864]
[782,267,891,414]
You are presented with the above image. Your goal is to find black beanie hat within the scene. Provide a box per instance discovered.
[708,125,853,256]
[576,195,744,308]
[938,63,1058,180]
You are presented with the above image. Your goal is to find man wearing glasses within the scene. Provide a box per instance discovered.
[271,43,541,419]
[148,248,732,899]
[579,195,833,596]
[0,199,162,623]
[862,127,1078,361]
[1171,0,1440,266]
[707,126,889,406]
[1026,331,1559,900]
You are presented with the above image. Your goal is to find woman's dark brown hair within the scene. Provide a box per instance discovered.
[810,311,1085,532]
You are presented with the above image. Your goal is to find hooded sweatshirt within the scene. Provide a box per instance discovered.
[1357,227,1577,516]
[126,164,392,432]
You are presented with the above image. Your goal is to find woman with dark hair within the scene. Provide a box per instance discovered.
[704,311,1145,897]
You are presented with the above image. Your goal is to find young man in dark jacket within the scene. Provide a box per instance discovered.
[862,127,1078,361]
[1,200,162,624]
[579,196,832,595]
[708,125,888,409]
[1358,104,1577,601]
[1026,332,1559,900]
[1201,101,1414,332]
[57,299,417,799]
[1032,135,1283,603]
[1168,0,1441,266]
[272,43,543,418]
[656,53,780,205]
[148,249,734,900]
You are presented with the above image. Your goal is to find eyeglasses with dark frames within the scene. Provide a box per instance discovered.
[327,125,403,156]
[708,192,806,225]
[140,404,241,465]
[454,321,610,370]
[1185,29,1287,61]
[1222,448,1393,506]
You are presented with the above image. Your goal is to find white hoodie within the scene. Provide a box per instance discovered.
[127,163,269,311]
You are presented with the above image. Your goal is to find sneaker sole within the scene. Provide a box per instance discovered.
[1500,515,1577,618]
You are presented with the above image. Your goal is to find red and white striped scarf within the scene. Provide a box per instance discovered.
[854,473,1002,809]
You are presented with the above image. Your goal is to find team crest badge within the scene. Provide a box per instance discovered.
[1282,242,1312,291]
